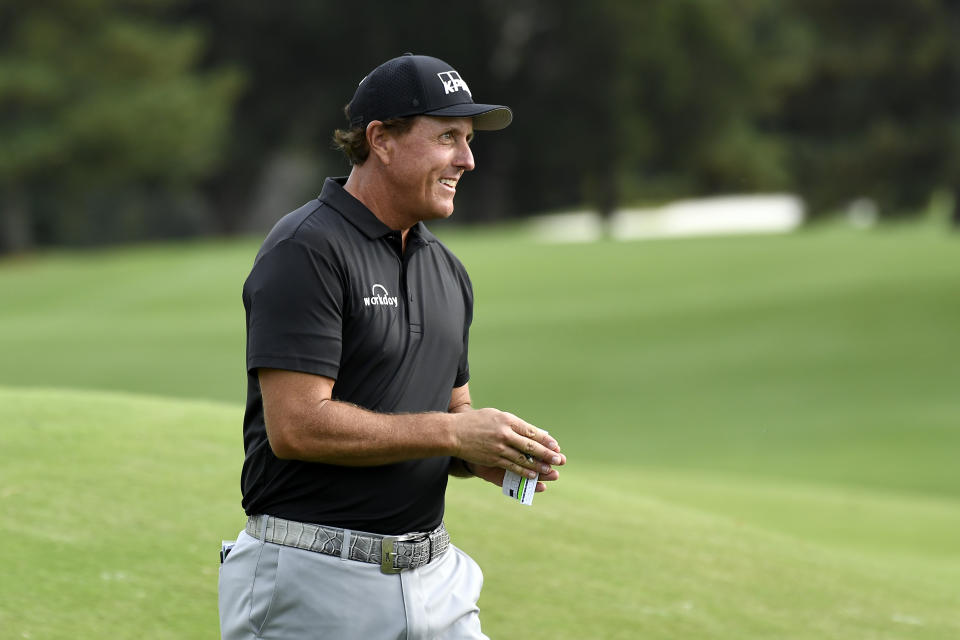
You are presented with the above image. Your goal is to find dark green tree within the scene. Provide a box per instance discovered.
[181,0,511,228]
[475,0,812,219]
[0,0,242,252]
[188,0,812,227]
[780,0,960,221]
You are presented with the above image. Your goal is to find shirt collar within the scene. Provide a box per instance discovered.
[320,177,436,245]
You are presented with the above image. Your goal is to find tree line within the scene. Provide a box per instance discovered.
[2,0,958,253]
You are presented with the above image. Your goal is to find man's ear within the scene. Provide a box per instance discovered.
[366,121,393,165]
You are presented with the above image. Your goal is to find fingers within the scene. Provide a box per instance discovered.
[505,412,561,450]
[534,468,562,493]
[494,454,562,483]
[499,444,564,481]
[504,413,565,468]
[498,450,542,480]
[538,468,560,483]
[471,463,557,489]
[455,408,567,479]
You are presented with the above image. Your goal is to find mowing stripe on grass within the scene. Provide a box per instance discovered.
[3,386,959,639]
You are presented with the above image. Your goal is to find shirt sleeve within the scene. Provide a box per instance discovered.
[453,265,473,388]
[243,239,344,379]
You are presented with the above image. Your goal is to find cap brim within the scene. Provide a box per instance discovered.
[423,103,513,131]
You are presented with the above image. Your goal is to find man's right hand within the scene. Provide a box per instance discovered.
[452,408,566,481]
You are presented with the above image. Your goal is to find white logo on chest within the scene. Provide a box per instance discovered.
[364,283,399,308]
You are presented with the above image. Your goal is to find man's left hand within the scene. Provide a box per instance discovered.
[467,459,564,493]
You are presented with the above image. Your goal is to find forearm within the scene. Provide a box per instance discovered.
[260,370,561,478]
[268,398,459,465]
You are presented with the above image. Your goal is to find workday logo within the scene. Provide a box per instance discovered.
[437,71,471,97]
[363,284,399,308]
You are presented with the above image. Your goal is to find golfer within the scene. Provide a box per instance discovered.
[218,53,566,639]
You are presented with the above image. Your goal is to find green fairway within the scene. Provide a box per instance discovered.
[1,223,959,638]
[0,239,252,402]
[1,387,957,639]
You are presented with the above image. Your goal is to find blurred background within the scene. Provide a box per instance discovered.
[2,0,959,253]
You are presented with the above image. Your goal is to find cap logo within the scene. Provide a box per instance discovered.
[437,71,471,97]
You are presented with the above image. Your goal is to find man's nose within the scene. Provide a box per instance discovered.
[456,139,475,172]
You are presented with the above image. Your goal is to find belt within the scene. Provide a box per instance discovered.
[245,514,450,574]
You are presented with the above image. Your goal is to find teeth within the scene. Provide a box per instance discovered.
[439,178,457,187]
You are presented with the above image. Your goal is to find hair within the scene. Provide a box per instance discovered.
[332,108,416,166]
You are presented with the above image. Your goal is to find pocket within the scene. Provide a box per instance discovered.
[249,541,282,634]
[454,546,484,601]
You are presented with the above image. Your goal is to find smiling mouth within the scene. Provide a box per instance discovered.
[438,177,458,190]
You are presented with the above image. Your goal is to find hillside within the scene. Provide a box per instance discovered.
[1,387,957,639]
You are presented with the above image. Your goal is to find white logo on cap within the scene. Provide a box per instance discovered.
[363,284,399,308]
[437,71,471,97]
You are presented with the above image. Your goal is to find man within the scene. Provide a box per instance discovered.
[218,53,566,640]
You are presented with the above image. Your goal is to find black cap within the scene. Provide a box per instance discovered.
[346,53,513,131]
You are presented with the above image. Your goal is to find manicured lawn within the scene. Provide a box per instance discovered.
[1,222,958,637]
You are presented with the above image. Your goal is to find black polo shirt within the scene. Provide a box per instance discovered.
[240,177,473,534]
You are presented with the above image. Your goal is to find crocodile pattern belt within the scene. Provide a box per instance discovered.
[245,514,450,574]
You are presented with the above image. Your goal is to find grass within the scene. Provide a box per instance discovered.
[1,221,958,638]
[2,388,958,639]
[457,224,960,497]
[0,238,250,402]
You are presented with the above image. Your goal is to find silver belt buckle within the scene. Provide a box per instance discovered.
[380,532,426,574]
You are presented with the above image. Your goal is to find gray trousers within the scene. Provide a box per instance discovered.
[218,530,488,639]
